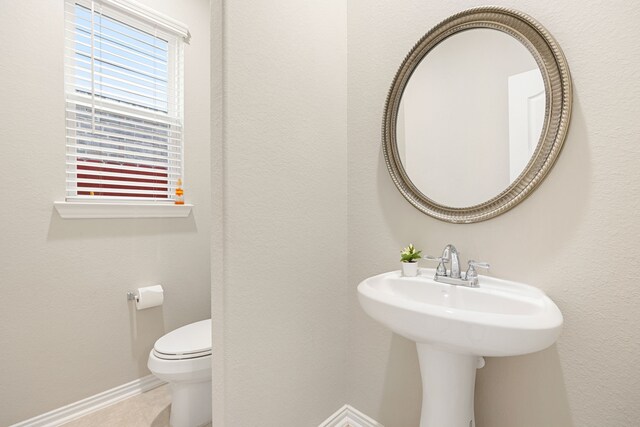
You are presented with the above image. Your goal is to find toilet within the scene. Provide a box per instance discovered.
[148,319,212,427]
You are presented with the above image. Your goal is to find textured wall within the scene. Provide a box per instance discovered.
[210,0,225,425]
[347,1,640,426]
[221,0,348,425]
[0,1,211,424]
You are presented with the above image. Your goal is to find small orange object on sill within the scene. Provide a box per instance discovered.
[175,179,185,205]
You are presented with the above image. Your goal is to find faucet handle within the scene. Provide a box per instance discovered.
[465,260,490,283]
[423,255,448,276]
[468,260,490,269]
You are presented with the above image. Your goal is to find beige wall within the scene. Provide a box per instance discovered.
[0,0,211,424]
[209,0,224,425]
[219,0,348,425]
[347,1,640,426]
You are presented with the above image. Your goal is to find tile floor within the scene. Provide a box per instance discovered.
[62,384,212,427]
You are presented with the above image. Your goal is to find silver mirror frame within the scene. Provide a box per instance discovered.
[383,6,572,223]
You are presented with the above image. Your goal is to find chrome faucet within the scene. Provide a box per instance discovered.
[424,244,490,287]
[442,244,461,279]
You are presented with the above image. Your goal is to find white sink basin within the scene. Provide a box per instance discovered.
[358,268,562,356]
[357,268,563,426]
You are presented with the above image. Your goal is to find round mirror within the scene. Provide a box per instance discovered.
[383,7,572,223]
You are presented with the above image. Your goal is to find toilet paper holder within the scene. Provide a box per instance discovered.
[127,285,165,310]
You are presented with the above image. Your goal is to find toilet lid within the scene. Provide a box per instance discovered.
[153,319,211,360]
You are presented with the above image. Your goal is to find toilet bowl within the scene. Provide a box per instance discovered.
[148,319,212,427]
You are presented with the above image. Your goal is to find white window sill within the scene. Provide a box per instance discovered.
[54,201,193,219]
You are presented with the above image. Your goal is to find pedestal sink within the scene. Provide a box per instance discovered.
[357,268,563,427]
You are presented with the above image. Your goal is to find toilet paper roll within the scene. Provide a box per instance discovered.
[135,285,164,310]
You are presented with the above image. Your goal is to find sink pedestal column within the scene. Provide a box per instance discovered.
[416,343,480,427]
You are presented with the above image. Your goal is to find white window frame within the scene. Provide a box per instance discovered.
[56,0,192,219]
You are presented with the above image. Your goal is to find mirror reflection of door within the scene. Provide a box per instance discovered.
[508,69,545,181]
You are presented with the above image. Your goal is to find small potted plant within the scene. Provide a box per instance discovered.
[400,243,422,277]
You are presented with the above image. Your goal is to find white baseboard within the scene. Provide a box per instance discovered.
[10,375,166,427]
[319,404,384,427]
[14,380,380,427]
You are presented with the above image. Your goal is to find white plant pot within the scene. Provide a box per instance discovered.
[401,262,419,277]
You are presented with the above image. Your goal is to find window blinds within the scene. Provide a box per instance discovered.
[64,0,185,202]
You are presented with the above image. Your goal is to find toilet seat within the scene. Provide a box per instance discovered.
[153,319,211,360]
[153,348,211,360]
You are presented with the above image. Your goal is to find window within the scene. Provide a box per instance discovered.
[64,0,188,205]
